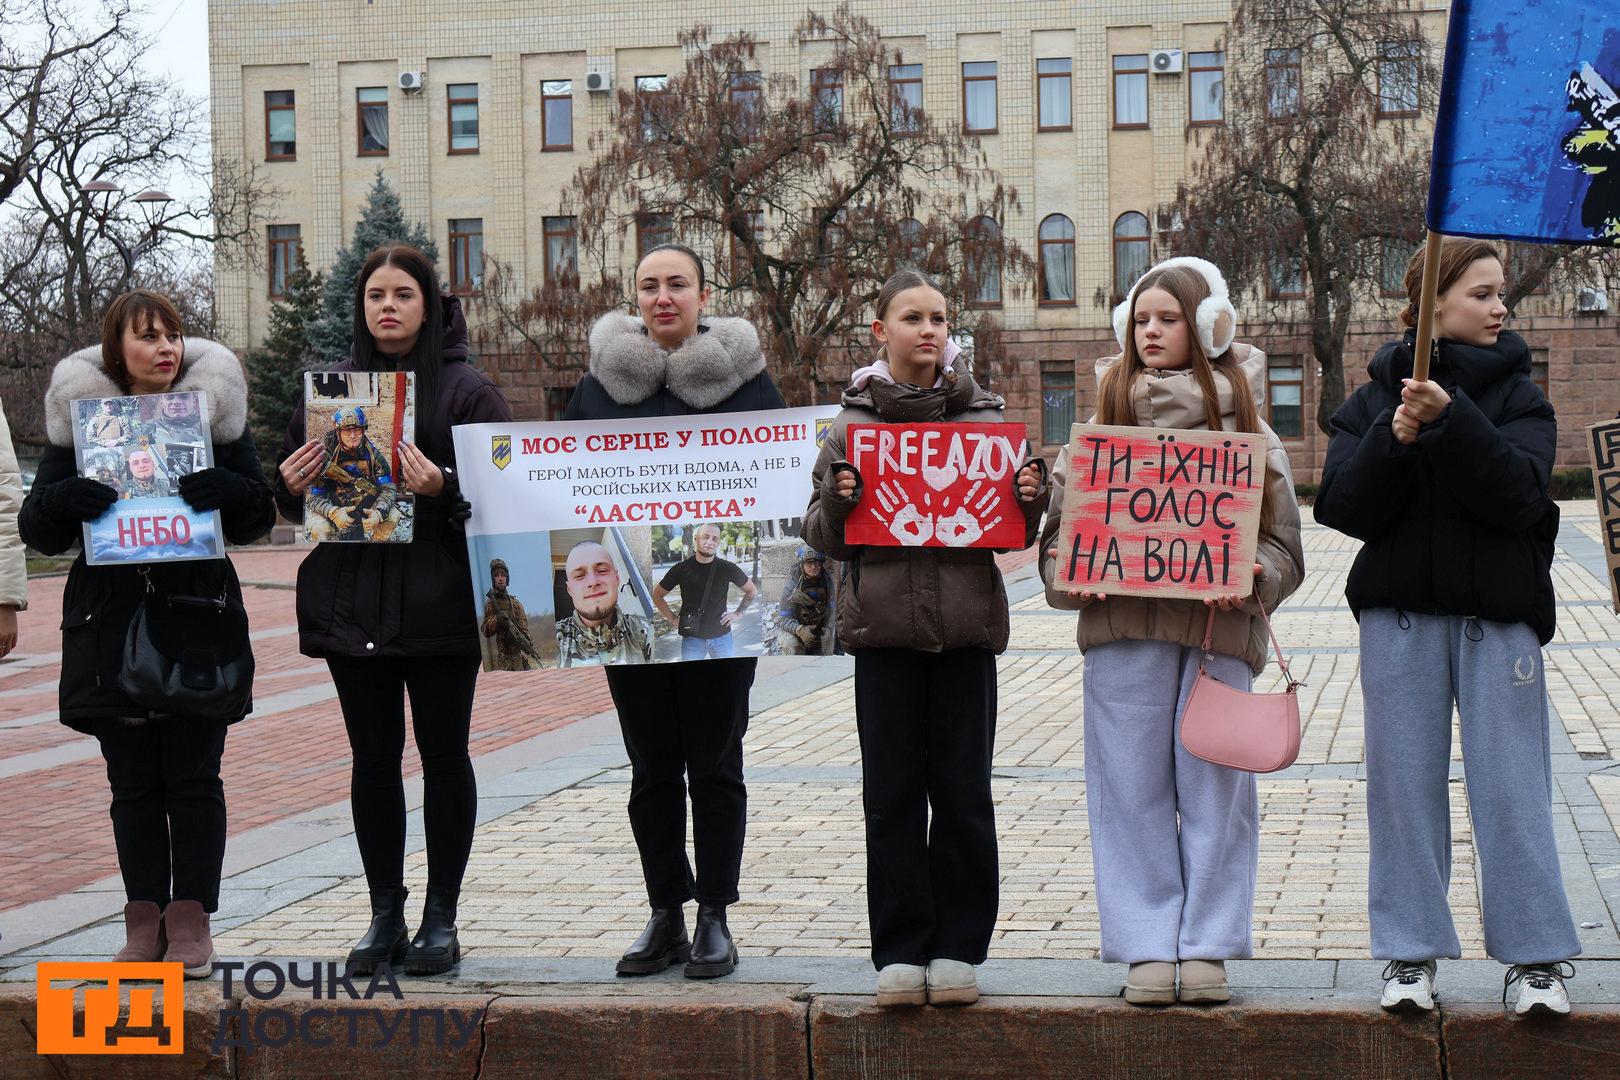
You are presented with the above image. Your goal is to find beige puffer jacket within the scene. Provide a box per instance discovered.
[0,401,27,611]
[1037,343,1305,674]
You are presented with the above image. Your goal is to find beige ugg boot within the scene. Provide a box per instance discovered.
[1178,959,1231,1003]
[1124,961,1176,1005]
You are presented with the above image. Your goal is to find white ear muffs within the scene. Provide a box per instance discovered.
[1113,256,1240,357]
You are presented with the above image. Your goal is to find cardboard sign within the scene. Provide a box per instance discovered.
[1054,423,1265,601]
[1587,418,1620,613]
[844,422,1029,548]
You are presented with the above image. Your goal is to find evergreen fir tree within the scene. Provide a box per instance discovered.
[309,171,439,364]
[245,253,325,480]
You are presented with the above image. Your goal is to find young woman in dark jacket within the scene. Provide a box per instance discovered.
[1314,237,1581,1016]
[274,244,512,975]
[565,244,783,979]
[19,290,276,975]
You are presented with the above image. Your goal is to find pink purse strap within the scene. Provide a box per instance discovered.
[1200,598,1300,690]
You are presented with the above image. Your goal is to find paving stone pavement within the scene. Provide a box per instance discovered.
[4,504,1620,989]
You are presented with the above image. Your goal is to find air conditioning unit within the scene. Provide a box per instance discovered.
[1150,49,1184,74]
[398,71,424,92]
[585,65,613,94]
[1575,286,1610,313]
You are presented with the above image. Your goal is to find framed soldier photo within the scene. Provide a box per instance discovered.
[71,391,224,565]
[302,372,416,543]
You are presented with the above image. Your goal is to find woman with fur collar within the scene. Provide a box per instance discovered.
[18,290,276,976]
[564,244,784,981]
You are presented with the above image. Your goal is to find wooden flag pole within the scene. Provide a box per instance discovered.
[1410,230,1445,383]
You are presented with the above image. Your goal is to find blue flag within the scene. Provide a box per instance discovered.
[1428,0,1620,245]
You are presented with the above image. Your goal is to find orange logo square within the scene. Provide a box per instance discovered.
[36,962,184,1055]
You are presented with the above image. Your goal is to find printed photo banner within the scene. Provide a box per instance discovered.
[844,422,1029,548]
[1054,423,1264,601]
[72,392,223,565]
[303,372,416,543]
[1587,418,1620,613]
[453,406,841,671]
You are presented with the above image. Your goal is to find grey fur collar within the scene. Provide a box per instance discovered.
[44,339,250,448]
[588,312,766,409]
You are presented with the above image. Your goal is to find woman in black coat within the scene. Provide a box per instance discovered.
[19,290,276,976]
[565,243,784,979]
[274,244,512,975]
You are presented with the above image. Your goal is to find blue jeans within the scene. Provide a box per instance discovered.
[681,632,735,660]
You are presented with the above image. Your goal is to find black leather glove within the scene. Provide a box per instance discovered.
[40,477,119,523]
[178,468,253,513]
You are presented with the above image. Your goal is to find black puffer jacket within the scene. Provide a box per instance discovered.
[18,340,277,731]
[272,295,513,658]
[1314,329,1559,643]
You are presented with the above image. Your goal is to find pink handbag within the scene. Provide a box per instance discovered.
[1179,601,1302,773]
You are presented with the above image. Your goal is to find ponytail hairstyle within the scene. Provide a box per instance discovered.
[1399,237,1503,329]
[101,290,185,391]
[1097,263,1275,533]
[350,244,446,455]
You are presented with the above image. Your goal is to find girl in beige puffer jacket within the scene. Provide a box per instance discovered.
[1038,257,1304,1006]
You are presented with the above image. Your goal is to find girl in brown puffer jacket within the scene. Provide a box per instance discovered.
[1038,257,1304,1007]
[804,270,1049,1008]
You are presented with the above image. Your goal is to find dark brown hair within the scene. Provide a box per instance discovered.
[352,244,446,452]
[636,243,706,289]
[100,290,184,390]
[1098,264,1275,532]
[1400,237,1503,328]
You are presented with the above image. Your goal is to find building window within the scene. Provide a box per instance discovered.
[1529,347,1549,398]
[448,218,483,293]
[1041,366,1076,445]
[962,61,997,133]
[542,80,573,150]
[1036,58,1072,131]
[897,217,925,265]
[1268,254,1305,299]
[448,83,479,153]
[1112,211,1150,299]
[1113,54,1148,128]
[965,216,1001,307]
[544,386,572,419]
[1381,237,1417,296]
[356,87,388,156]
[729,209,766,282]
[1038,214,1076,305]
[636,75,669,141]
[1377,41,1422,118]
[543,216,577,285]
[637,212,674,258]
[1189,51,1224,125]
[1268,356,1304,438]
[267,224,301,299]
[812,68,843,130]
[1266,48,1301,118]
[729,71,763,139]
[265,90,296,160]
[889,63,923,133]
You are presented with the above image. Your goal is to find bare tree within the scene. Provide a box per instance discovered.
[475,6,1029,404]
[1502,241,1620,315]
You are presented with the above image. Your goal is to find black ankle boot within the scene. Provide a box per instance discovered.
[402,887,461,975]
[346,886,409,976]
[684,904,737,978]
[616,906,689,976]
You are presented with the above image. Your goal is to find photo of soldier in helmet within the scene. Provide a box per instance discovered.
[773,545,833,655]
[481,557,543,671]
[305,404,409,542]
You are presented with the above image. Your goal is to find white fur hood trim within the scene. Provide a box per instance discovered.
[587,312,766,409]
[44,338,250,448]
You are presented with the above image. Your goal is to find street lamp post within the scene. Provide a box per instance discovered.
[79,180,174,297]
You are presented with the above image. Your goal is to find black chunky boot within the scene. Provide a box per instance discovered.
[346,886,409,976]
[402,887,462,975]
[616,906,689,976]
[683,904,737,978]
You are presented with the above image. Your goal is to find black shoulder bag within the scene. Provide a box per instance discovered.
[118,568,256,719]
[677,559,722,638]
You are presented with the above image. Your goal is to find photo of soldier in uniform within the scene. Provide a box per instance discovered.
[772,546,835,655]
[482,557,543,670]
[301,372,415,543]
[551,527,655,667]
[464,533,557,672]
[121,447,170,499]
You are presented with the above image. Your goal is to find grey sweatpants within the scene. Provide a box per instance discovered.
[1361,609,1581,965]
[1083,638,1259,963]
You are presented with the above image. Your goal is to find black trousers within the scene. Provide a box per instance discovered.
[327,655,481,895]
[93,717,229,912]
[606,658,754,907]
[854,647,999,969]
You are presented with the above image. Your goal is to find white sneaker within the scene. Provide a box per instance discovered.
[875,963,926,1007]
[1505,963,1573,1016]
[1380,960,1437,1012]
[924,958,979,1006]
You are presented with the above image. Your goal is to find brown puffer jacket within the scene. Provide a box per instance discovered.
[1036,343,1305,675]
[803,371,1050,653]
